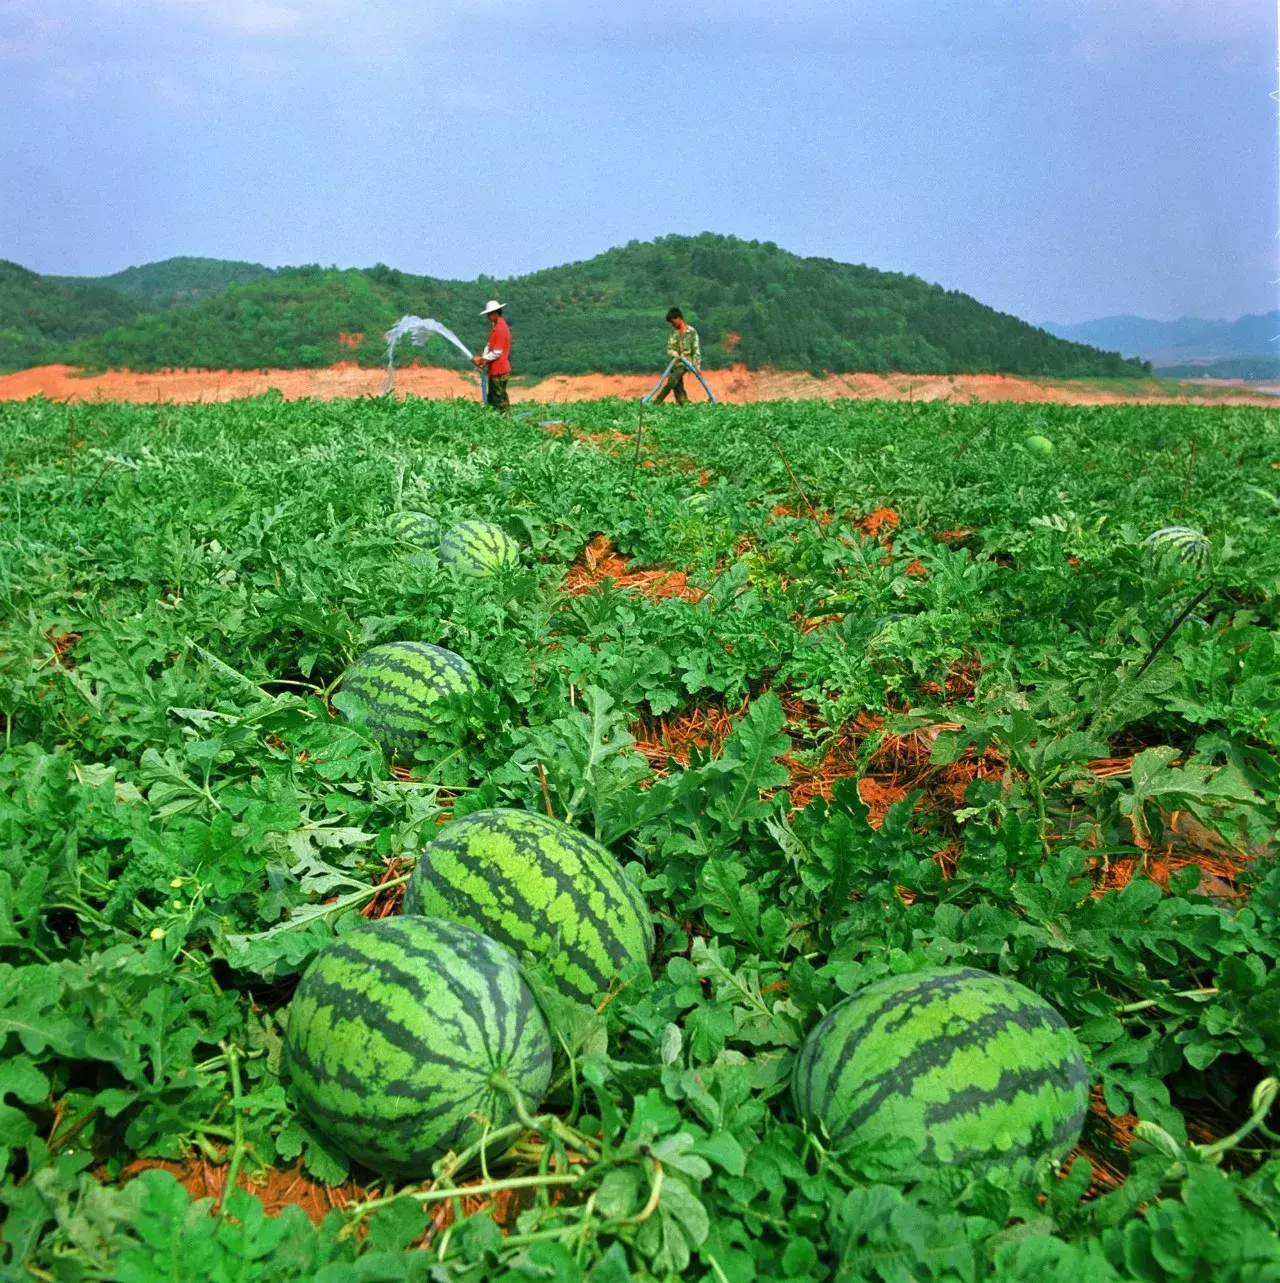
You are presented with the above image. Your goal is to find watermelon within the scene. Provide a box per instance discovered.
[403,808,654,1002]
[285,916,553,1178]
[1144,525,1210,570]
[792,967,1088,1177]
[390,510,441,550]
[439,520,519,575]
[1024,435,1055,457]
[339,640,479,753]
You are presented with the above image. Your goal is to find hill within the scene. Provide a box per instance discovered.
[50,256,274,311]
[0,259,143,371]
[13,235,1146,378]
[1041,311,1279,366]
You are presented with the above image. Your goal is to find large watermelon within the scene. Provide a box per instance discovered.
[403,808,654,1002]
[285,916,553,1178]
[792,967,1088,1176]
[439,520,519,575]
[390,510,441,550]
[339,640,479,753]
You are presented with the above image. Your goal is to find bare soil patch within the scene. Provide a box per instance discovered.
[4,362,1275,406]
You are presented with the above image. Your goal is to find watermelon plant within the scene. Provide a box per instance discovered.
[338,639,479,753]
[285,916,553,1176]
[404,807,654,1002]
[1,391,1278,1279]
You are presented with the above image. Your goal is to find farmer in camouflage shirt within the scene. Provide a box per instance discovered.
[654,307,701,404]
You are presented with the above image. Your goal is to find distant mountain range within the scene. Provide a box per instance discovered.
[1041,312,1280,371]
[2,237,1150,379]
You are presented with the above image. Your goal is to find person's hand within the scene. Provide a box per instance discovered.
[471,355,484,367]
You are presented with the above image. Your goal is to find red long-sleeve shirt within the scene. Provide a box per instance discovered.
[483,317,512,375]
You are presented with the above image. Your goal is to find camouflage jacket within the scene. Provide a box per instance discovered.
[666,324,701,370]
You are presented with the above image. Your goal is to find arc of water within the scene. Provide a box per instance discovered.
[383,316,480,398]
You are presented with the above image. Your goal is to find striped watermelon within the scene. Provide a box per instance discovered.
[793,967,1088,1177]
[439,521,519,575]
[390,510,441,550]
[1144,526,1210,570]
[339,640,479,753]
[285,916,553,1177]
[403,808,654,1003]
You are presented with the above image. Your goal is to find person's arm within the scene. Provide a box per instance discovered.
[688,329,701,369]
[666,330,679,360]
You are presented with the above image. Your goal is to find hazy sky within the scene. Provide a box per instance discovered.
[2,0,1275,323]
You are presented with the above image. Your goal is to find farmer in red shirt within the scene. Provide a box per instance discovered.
[473,300,512,413]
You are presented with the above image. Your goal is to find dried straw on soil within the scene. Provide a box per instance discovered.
[117,1155,368,1223]
[563,535,703,603]
[359,856,411,919]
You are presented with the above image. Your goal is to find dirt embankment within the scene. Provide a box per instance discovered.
[2,361,1276,406]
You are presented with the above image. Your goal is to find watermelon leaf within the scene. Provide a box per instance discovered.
[702,693,790,831]
[1112,746,1265,848]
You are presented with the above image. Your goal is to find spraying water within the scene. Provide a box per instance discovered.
[382,316,477,396]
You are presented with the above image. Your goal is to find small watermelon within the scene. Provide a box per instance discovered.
[439,521,519,575]
[285,916,553,1178]
[340,640,479,753]
[793,967,1088,1177]
[1144,526,1210,570]
[1024,435,1055,457]
[390,510,441,550]
[403,808,654,1003]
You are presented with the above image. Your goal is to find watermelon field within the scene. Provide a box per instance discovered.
[2,391,1280,1280]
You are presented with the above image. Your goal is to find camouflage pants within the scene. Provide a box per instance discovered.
[653,372,688,405]
[486,373,510,413]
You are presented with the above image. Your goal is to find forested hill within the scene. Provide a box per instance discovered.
[6,235,1146,377]
[0,259,143,371]
[50,256,275,312]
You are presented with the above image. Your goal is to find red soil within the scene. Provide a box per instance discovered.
[4,362,1275,405]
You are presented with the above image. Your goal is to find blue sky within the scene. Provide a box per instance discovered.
[1,0,1274,323]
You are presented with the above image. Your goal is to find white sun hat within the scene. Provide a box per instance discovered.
[480,299,505,315]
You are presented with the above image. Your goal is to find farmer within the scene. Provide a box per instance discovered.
[654,307,701,404]
[472,300,512,413]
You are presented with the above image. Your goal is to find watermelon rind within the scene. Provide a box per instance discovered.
[792,966,1089,1177]
[390,510,441,550]
[403,807,655,1002]
[1144,525,1210,569]
[284,916,553,1177]
[340,640,479,753]
[439,520,519,575]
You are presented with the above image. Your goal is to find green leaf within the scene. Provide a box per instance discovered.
[0,964,75,1056]
[649,1131,712,1181]
[704,692,790,830]
[691,1129,746,1177]
[1117,745,1263,847]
